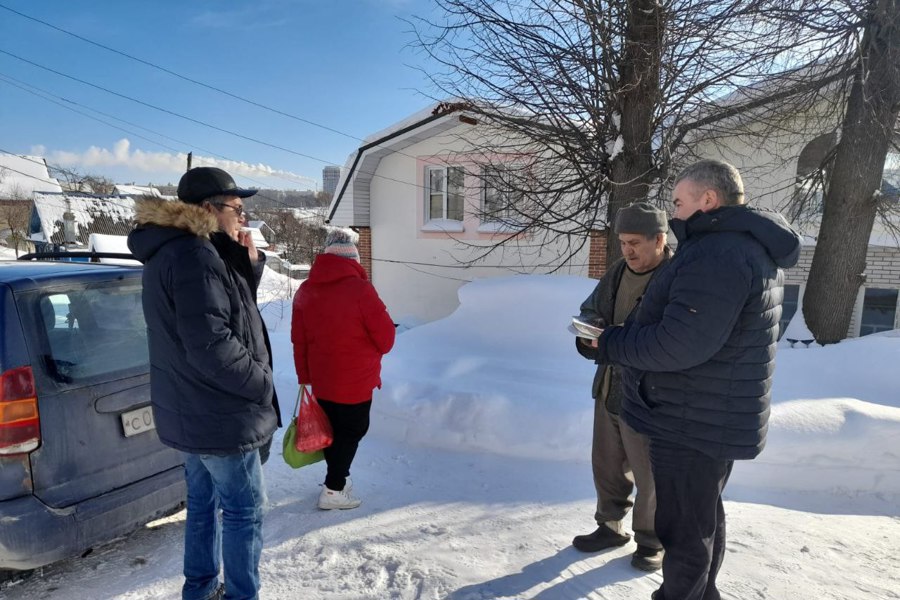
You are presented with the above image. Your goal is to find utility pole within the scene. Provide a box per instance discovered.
[187,152,192,171]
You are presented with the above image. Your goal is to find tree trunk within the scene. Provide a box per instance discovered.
[803,0,900,343]
[605,0,664,264]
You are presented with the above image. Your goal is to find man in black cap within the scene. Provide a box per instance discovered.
[128,166,277,600]
[573,201,670,572]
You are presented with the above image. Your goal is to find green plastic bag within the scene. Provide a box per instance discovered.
[282,421,324,468]
[282,387,326,469]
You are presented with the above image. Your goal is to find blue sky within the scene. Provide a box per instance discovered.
[0,0,438,191]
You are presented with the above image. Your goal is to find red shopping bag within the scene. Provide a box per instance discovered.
[295,385,333,453]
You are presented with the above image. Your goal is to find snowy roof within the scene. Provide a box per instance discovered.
[328,102,474,226]
[293,207,327,222]
[31,192,136,245]
[0,154,63,198]
[113,184,162,198]
[87,233,140,265]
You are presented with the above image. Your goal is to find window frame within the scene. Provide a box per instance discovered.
[778,284,801,340]
[424,165,466,225]
[859,287,899,337]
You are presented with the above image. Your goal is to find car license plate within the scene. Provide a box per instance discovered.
[121,406,156,437]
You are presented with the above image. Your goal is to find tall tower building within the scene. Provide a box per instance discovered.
[322,165,341,198]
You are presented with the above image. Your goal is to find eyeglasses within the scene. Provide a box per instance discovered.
[212,202,244,217]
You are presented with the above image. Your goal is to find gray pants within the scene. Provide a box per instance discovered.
[592,395,661,549]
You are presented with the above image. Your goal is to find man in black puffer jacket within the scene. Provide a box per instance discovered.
[128,167,277,600]
[595,160,801,600]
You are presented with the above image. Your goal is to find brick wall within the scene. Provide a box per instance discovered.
[353,226,373,280]
[588,229,609,279]
[784,244,900,289]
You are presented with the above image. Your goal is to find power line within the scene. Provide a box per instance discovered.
[0,2,367,145]
[0,1,435,173]
[0,3,452,192]
[0,74,325,209]
[0,48,432,196]
[1,149,317,216]
[0,73,315,188]
[3,157,589,273]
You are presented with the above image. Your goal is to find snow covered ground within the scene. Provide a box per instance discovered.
[2,268,899,599]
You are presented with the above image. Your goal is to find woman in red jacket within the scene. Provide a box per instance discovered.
[291,227,395,510]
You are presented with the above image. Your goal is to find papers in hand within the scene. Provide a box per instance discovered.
[571,316,604,340]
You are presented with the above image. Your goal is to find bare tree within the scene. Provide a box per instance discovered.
[703,0,900,343]
[411,0,807,266]
[257,209,327,266]
[0,186,33,257]
[799,0,900,343]
[48,166,115,195]
[80,174,116,196]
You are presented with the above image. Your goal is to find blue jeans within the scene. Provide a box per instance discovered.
[182,450,265,600]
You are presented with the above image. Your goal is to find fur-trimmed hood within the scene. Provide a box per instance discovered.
[128,199,219,264]
[134,199,218,236]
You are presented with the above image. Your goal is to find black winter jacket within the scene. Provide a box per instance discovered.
[209,232,282,428]
[597,205,801,460]
[127,200,277,455]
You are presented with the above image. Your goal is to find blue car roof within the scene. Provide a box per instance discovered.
[0,260,142,291]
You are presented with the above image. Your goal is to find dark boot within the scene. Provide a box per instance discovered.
[631,544,664,571]
[572,525,631,552]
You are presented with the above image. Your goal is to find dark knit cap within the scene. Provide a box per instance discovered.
[614,202,668,235]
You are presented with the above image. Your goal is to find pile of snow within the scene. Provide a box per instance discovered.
[4,273,899,600]
[377,275,900,498]
[377,275,597,461]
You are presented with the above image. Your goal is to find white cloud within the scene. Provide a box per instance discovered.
[38,139,317,188]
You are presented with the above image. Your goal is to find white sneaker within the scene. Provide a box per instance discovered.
[318,479,361,510]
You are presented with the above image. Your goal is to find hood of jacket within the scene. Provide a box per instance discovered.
[306,253,368,284]
[128,199,218,263]
[670,205,801,268]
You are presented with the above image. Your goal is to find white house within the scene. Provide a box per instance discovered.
[0,154,63,198]
[326,102,589,325]
[30,192,136,251]
[112,184,168,199]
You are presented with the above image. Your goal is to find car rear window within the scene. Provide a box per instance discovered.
[39,284,148,381]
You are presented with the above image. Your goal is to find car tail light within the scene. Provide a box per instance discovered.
[0,366,40,454]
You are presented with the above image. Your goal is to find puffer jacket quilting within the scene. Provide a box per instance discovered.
[127,200,277,455]
[597,205,801,460]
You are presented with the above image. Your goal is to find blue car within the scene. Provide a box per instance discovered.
[0,258,184,574]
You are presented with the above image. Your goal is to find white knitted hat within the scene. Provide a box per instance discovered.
[323,227,360,262]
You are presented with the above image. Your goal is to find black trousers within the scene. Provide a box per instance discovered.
[317,399,371,492]
[650,438,734,600]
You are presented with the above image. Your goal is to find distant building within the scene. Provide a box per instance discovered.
[322,165,341,197]
[0,154,63,198]
[29,192,136,252]
[113,184,166,199]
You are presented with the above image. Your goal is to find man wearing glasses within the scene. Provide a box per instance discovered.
[128,166,278,600]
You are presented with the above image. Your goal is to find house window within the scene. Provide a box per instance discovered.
[426,166,465,223]
[482,165,523,222]
[859,288,898,336]
[778,284,800,340]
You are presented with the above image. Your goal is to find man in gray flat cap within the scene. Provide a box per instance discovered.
[572,201,671,571]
